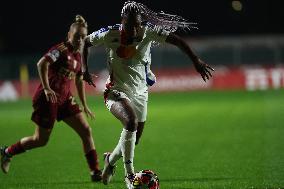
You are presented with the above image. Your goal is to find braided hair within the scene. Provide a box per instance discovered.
[121,1,198,33]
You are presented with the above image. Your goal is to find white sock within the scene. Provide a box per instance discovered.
[109,141,122,166]
[120,128,136,175]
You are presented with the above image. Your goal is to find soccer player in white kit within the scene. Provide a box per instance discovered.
[82,1,214,188]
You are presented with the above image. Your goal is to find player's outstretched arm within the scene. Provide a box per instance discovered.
[75,74,95,119]
[165,34,214,82]
[82,36,96,87]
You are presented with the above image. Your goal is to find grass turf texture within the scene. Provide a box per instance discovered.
[0,90,284,189]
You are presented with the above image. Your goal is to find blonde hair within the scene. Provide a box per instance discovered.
[70,14,88,29]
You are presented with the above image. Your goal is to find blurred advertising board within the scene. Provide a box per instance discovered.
[1,66,283,101]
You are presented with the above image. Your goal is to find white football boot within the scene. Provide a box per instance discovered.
[125,173,135,189]
[0,146,12,174]
[102,152,116,185]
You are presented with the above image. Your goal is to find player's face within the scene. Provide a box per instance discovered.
[68,26,87,50]
[122,13,142,41]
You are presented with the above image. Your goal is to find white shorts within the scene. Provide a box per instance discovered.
[104,89,148,122]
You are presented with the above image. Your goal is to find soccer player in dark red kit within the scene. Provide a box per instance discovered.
[0,15,102,182]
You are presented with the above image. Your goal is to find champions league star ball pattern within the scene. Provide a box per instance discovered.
[132,170,160,189]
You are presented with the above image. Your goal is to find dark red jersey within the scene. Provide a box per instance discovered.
[33,42,83,104]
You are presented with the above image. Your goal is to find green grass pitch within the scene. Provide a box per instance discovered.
[0,90,284,189]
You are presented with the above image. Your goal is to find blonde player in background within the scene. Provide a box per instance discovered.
[1,15,102,182]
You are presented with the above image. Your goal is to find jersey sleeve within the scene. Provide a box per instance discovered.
[146,25,170,44]
[44,45,61,63]
[89,27,110,46]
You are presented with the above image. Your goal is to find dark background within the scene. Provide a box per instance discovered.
[0,0,283,53]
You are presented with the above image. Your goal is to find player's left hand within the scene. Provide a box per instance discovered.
[193,58,214,82]
[83,106,95,120]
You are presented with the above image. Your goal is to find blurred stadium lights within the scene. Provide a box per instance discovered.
[232,0,243,12]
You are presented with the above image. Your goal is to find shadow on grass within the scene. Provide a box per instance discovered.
[159,177,239,189]
[161,177,237,182]
[8,177,239,189]
[10,180,95,186]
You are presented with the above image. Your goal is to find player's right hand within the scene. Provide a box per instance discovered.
[193,58,214,82]
[44,88,57,103]
[83,106,95,120]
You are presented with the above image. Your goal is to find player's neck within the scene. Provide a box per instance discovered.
[66,41,80,52]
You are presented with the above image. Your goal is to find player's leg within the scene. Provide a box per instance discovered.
[135,122,145,145]
[63,112,101,182]
[111,98,137,172]
[102,98,137,185]
[63,113,95,153]
[133,93,148,145]
[1,94,56,174]
[19,126,52,150]
[1,126,52,174]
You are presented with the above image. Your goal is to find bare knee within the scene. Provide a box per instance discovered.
[33,135,49,147]
[110,99,138,132]
[124,116,138,132]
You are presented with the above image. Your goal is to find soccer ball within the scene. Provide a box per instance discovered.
[132,170,160,189]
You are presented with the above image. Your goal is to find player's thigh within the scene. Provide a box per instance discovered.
[58,95,82,121]
[110,98,138,129]
[63,112,91,137]
[132,95,148,123]
[31,94,58,129]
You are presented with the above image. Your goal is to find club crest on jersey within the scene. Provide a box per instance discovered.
[48,49,60,62]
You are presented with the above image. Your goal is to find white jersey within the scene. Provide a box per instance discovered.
[89,23,169,96]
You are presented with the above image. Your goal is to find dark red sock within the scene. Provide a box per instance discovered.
[6,141,26,156]
[85,149,100,172]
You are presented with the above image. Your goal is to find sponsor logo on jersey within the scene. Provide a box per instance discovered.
[94,27,110,37]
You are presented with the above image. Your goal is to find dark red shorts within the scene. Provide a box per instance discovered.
[31,93,81,129]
